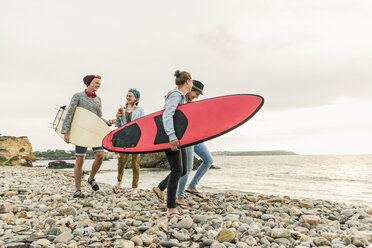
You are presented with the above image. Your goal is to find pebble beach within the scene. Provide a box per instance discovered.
[1,166,372,248]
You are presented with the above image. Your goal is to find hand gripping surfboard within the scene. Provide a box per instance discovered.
[53,106,111,148]
[102,94,264,153]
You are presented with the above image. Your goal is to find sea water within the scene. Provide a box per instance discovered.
[35,154,372,206]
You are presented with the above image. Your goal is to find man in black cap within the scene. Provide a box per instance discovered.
[185,80,204,102]
[176,80,214,209]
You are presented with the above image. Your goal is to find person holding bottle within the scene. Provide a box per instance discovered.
[113,88,145,199]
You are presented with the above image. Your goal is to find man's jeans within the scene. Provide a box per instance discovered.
[177,142,213,199]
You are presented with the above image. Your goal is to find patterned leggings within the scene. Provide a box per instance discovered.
[117,153,141,188]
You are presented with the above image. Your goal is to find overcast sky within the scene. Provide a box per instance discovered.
[1,0,371,154]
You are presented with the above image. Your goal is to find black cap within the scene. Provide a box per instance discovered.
[192,80,204,95]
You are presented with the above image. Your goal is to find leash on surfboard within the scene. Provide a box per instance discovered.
[49,105,67,131]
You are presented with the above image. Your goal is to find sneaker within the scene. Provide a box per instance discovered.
[88,178,99,191]
[73,190,85,198]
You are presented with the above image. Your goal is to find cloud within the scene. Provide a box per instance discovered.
[1,0,372,153]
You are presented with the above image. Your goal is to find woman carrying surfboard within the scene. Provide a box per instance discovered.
[112,88,145,199]
[61,75,115,198]
[176,80,213,209]
[153,70,193,218]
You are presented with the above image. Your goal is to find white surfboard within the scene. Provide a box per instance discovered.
[53,106,111,148]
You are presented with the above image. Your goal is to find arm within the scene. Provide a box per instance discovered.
[61,93,79,134]
[163,93,181,142]
[115,113,124,127]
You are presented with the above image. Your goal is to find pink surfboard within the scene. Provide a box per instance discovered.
[102,94,264,153]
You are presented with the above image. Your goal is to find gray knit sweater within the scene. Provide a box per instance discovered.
[61,92,106,134]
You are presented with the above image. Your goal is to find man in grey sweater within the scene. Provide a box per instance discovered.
[62,75,115,198]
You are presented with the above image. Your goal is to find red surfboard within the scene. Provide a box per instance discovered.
[102,94,264,153]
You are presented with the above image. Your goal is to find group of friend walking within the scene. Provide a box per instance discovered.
[61,70,213,218]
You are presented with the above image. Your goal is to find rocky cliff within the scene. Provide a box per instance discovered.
[0,136,34,166]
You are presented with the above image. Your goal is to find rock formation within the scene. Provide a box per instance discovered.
[0,136,34,166]
[122,152,218,169]
[47,160,75,169]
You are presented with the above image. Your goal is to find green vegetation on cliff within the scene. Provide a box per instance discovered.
[33,149,114,160]
[33,149,75,160]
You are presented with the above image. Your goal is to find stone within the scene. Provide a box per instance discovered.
[177,218,193,229]
[45,218,57,227]
[15,218,27,225]
[237,225,248,233]
[0,212,15,224]
[260,237,271,246]
[301,215,320,226]
[139,234,154,246]
[88,243,104,248]
[207,230,218,239]
[226,205,234,212]
[4,191,17,197]
[0,202,13,213]
[95,222,113,231]
[289,207,302,216]
[130,236,143,246]
[159,240,181,247]
[247,196,258,202]
[332,244,347,248]
[57,206,77,216]
[321,232,337,241]
[300,201,314,209]
[73,228,84,237]
[271,228,291,238]
[295,226,309,234]
[83,202,94,208]
[351,236,369,247]
[19,211,34,218]
[215,229,235,243]
[236,241,249,248]
[30,239,51,247]
[193,215,208,223]
[203,239,214,246]
[245,236,257,246]
[313,237,331,246]
[3,243,29,248]
[47,160,74,169]
[275,238,291,245]
[53,232,74,243]
[365,207,372,215]
[248,227,260,236]
[210,242,226,248]
[138,225,150,231]
[341,209,354,217]
[172,230,188,241]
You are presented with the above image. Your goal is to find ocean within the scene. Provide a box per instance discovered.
[35,154,372,206]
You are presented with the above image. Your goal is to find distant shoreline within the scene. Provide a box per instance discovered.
[33,149,298,160]
[211,150,298,156]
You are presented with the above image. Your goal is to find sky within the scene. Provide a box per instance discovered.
[1,0,372,155]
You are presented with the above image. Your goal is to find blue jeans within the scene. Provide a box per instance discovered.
[177,142,213,199]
